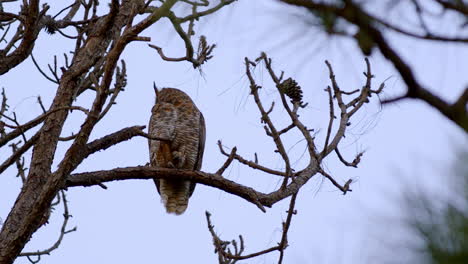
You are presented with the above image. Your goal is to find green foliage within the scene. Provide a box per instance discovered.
[304,0,348,35]
[354,29,374,56]
[308,8,340,34]
[407,147,468,264]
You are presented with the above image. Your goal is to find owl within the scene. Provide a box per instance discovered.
[148,88,206,215]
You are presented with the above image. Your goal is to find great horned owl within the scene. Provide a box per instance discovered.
[148,88,205,215]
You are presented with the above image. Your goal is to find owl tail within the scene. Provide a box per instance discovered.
[158,179,191,215]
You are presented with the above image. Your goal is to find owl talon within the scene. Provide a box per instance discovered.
[172,151,185,167]
[167,161,176,168]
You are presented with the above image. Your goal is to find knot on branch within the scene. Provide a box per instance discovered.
[278,78,304,106]
[43,15,58,34]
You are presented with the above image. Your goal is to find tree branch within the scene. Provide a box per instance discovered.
[19,191,76,259]
[66,166,267,212]
[279,0,468,132]
[0,106,90,148]
[0,132,40,175]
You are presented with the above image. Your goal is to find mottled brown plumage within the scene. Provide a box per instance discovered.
[148,88,205,215]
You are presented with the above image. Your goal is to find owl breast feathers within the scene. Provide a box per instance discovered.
[148,88,205,215]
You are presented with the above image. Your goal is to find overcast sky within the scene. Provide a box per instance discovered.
[1,0,467,263]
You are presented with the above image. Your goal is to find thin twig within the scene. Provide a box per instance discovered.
[245,56,293,188]
[318,169,352,195]
[0,106,90,148]
[335,148,363,168]
[0,132,40,175]
[218,140,287,177]
[19,191,77,258]
[216,145,237,175]
[322,86,335,155]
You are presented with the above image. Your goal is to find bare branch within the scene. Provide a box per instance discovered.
[66,167,267,212]
[37,96,46,113]
[434,0,468,15]
[0,0,243,262]
[30,53,59,84]
[0,0,44,75]
[259,53,318,162]
[0,106,89,148]
[180,0,209,7]
[205,192,298,263]
[179,0,237,22]
[277,192,297,263]
[84,126,146,158]
[245,56,293,188]
[335,148,363,168]
[8,141,27,182]
[0,1,152,260]
[149,34,216,68]
[0,132,39,175]
[205,211,281,263]
[279,0,468,132]
[148,44,187,62]
[278,123,295,135]
[318,169,352,195]
[216,145,237,175]
[322,86,335,155]
[97,60,127,121]
[453,87,468,113]
[318,60,348,161]
[218,140,287,177]
[19,191,77,258]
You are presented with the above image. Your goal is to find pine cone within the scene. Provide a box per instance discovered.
[278,78,303,105]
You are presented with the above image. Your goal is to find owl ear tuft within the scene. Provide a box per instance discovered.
[153,82,159,101]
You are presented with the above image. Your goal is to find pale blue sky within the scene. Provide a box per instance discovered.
[1,0,467,263]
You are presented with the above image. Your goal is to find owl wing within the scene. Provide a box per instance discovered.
[188,112,206,197]
[148,102,178,193]
[194,112,206,171]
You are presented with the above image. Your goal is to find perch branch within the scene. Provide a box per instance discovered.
[66,166,267,212]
